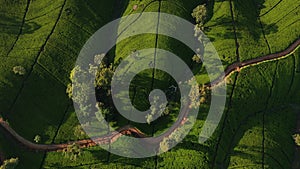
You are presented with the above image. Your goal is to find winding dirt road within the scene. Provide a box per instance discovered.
[0,118,148,151]
[207,38,300,87]
[0,98,191,152]
[0,38,299,153]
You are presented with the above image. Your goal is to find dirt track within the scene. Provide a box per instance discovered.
[0,118,150,151]
[208,38,300,87]
[0,97,191,152]
[0,38,299,152]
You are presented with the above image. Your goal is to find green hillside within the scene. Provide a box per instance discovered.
[0,0,299,168]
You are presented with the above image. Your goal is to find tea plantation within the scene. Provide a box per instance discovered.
[0,0,299,168]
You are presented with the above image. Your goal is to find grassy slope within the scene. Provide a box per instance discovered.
[0,0,69,168]
[204,0,237,66]
[232,0,270,61]
[0,0,117,168]
[155,1,212,169]
[213,61,275,168]
[204,0,300,63]
[228,0,300,167]
[213,53,298,168]
[260,0,300,53]
[209,0,300,168]
[44,0,158,168]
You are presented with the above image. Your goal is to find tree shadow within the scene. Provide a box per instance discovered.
[205,0,278,43]
[206,0,215,22]
[232,0,278,41]
[0,14,41,35]
[211,91,293,168]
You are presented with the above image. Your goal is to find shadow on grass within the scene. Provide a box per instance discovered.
[205,0,278,42]
[0,14,41,35]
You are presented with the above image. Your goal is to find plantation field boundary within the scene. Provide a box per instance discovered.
[229,0,240,62]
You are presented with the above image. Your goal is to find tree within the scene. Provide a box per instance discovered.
[66,54,115,125]
[87,54,115,90]
[145,114,153,125]
[192,54,202,63]
[33,135,41,143]
[200,96,206,104]
[66,83,73,98]
[67,65,91,104]
[94,53,105,65]
[94,64,114,90]
[199,84,210,104]
[191,4,207,25]
[146,96,169,124]
[188,79,200,109]
[95,107,111,122]
[159,137,170,153]
[131,50,140,59]
[12,66,26,76]
[63,143,82,161]
[159,125,188,153]
[293,134,300,146]
[0,158,19,169]
[73,125,86,139]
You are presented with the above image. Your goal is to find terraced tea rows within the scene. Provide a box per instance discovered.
[0,0,299,168]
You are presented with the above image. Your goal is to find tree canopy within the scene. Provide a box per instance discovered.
[146,96,169,124]
[191,4,207,28]
[63,143,82,161]
[0,158,19,169]
[12,66,26,76]
[33,135,41,143]
[293,134,300,146]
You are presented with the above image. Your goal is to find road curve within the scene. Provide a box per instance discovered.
[0,99,191,152]
[0,38,299,152]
